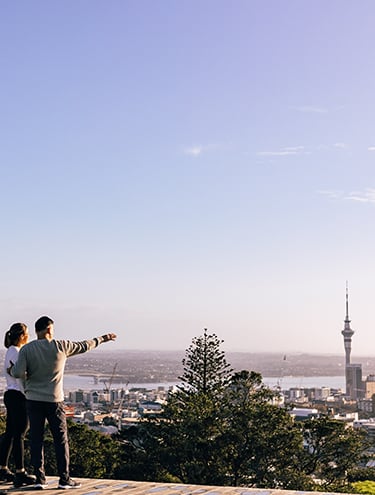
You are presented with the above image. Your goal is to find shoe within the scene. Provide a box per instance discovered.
[14,471,36,488]
[58,478,81,489]
[33,477,48,490]
[0,468,14,482]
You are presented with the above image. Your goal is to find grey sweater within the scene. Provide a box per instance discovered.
[11,338,100,402]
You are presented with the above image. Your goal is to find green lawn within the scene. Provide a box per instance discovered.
[352,481,375,494]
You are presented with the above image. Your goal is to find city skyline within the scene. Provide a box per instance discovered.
[2,2,375,354]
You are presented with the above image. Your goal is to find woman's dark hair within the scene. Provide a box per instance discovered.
[4,322,28,348]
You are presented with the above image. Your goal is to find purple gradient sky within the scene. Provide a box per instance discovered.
[1,1,375,354]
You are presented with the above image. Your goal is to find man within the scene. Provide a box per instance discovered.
[9,316,117,489]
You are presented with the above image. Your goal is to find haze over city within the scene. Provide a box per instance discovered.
[1,2,375,355]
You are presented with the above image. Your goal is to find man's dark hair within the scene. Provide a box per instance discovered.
[35,316,54,333]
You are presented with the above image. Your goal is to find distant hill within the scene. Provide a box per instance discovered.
[63,350,375,382]
[2,347,374,382]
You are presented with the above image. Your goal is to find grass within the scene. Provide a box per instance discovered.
[352,481,375,494]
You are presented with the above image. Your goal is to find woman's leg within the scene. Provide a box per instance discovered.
[9,392,29,470]
[0,391,15,468]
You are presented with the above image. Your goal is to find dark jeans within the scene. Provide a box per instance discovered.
[0,390,29,469]
[26,400,70,483]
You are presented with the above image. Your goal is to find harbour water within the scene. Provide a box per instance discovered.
[62,375,345,392]
[0,374,345,393]
[263,376,345,390]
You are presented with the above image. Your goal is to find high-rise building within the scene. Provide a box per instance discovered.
[346,364,364,400]
[365,375,375,400]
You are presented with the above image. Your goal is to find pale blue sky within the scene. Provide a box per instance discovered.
[1,1,375,355]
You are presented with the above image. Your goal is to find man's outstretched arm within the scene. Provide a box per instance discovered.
[63,332,117,357]
[94,333,117,346]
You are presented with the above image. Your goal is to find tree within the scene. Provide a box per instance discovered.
[217,370,311,489]
[136,329,233,484]
[137,331,367,490]
[178,328,232,395]
[136,331,310,488]
[42,421,122,479]
[299,416,368,491]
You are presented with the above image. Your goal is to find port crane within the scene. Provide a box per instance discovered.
[103,363,118,406]
[115,385,126,430]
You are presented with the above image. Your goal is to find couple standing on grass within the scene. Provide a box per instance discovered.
[0,316,116,490]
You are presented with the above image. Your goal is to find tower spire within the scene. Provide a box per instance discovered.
[345,280,350,322]
[342,281,354,367]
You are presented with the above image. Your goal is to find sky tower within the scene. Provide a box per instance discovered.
[341,283,363,399]
[341,282,354,366]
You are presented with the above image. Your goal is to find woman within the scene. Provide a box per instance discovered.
[0,323,35,487]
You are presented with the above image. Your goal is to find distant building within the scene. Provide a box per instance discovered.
[316,387,331,400]
[365,375,375,399]
[289,388,303,400]
[83,411,95,423]
[289,407,318,420]
[346,363,364,400]
[88,391,99,406]
[354,419,375,442]
[334,411,359,424]
[358,398,374,413]
[69,389,85,403]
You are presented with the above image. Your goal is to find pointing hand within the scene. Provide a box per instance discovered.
[101,333,117,343]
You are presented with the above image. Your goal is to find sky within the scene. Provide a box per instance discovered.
[1,1,375,355]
